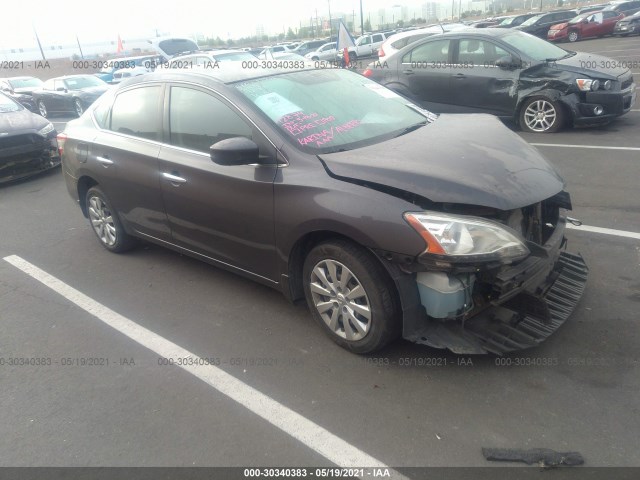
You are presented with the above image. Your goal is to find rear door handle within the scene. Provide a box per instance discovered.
[96,156,113,166]
[162,172,187,184]
[453,73,467,79]
[402,69,415,75]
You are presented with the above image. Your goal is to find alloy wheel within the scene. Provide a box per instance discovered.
[309,259,372,341]
[38,101,47,118]
[523,99,557,132]
[88,195,117,246]
[74,99,84,117]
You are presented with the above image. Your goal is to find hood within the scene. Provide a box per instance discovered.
[79,85,109,95]
[0,108,49,133]
[553,51,629,78]
[13,87,39,95]
[318,114,564,211]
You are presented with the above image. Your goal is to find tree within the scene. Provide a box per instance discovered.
[364,19,372,31]
[287,27,295,39]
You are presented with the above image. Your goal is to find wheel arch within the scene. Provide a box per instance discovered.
[77,175,99,217]
[285,230,399,305]
[515,89,572,127]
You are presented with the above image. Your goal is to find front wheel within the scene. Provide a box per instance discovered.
[568,30,579,42]
[38,100,48,118]
[86,186,136,253]
[302,240,400,353]
[519,96,565,133]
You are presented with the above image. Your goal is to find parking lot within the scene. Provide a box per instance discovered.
[1,33,639,475]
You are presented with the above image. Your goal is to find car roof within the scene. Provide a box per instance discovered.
[50,74,101,80]
[123,62,317,86]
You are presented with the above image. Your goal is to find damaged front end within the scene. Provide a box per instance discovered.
[392,192,588,355]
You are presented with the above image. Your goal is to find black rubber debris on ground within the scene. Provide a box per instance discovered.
[482,448,585,467]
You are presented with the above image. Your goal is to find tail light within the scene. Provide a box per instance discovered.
[363,69,373,77]
[56,132,67,157]
[378,46,386,57]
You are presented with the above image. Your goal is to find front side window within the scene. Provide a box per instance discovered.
[54,80,66,91]
[64,76,106,90]
[110,86,162,141]
[457,39,509,64]
[402,39,450,63]
[168,86,252,153]
[500,32,569,61]
[234,69,433,154]
[43,79,55,90]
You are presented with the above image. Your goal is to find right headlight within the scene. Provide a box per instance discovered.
[576,78,600,91]
[404,212,530,264]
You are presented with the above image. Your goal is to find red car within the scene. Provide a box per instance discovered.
[548,10,624,42]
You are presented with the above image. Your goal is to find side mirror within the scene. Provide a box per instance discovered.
[210,137,260,166]
[495,55,522,69]
[56,87,67,92]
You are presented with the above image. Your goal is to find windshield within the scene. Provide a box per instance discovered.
[214,52,257,61]
[65,76,107,90]
[569,14,589,24]
[8,77,43,89]
[234,69,433,154]
[0,93,22,112]
[499,17,517,26]
[501,31,569,61]
[521,14,543,26]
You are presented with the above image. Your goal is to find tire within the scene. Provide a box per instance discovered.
[568,30,579,42]
[74,99,84,117]
[519,96,565,133]
[38,100,48,118]
[85,186,136,253]
[302,240,401,354]
[348,52,358,66]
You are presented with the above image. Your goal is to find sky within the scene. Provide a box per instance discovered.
[1,0,456,49]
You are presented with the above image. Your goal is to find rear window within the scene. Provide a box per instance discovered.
[158,39,198,56]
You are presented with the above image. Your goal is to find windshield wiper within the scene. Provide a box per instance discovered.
[395,121,427,138]
[545,52,576,62]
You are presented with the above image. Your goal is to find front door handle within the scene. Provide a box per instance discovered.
[96,156,113,166]
[402,69,415,75]
[453,73,467,79]
[162,172,187,184]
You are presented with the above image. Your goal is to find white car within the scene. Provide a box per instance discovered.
[168,50,256,69]
[110,65,149,84]
[304,42,338,61]
[378,24,467,58]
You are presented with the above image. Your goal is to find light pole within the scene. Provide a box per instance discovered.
[360,0,364,35]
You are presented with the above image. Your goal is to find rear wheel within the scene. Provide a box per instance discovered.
[519,96,565,133]
[74,99,84,117]
[302,240,400,353]
[38,100,48,118]
[568,30,579,42]
[86,186,136,253]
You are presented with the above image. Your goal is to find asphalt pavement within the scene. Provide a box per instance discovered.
[1,34,639,475]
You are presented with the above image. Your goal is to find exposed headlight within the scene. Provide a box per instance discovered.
[576,78,599,91]
[404,212,530,263]
[38,123,55,136]
[603,80,611,90]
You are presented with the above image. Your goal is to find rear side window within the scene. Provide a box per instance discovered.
[168,86,252,153]
[403,39,450,63]
[372,34,384,43]
[391,33,430,49]
[457,39,509,64]
[110,86,162,141]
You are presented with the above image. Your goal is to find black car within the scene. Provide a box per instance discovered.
[495,13,540,28]
[364,29,636,133]
[614,9,640,34]
[0,76,43,113]
[604,0,640,16]
[515,10,577,37]
[0,92,60,183]
[32,75,109,118]
[60,65,587,355]
[293,40,330,56]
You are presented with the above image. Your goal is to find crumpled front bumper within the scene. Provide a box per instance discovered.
[399,219,588,354]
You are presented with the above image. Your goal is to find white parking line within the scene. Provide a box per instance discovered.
[567,224,640,240]
[3,254,405,477]
[531,143,640,151]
